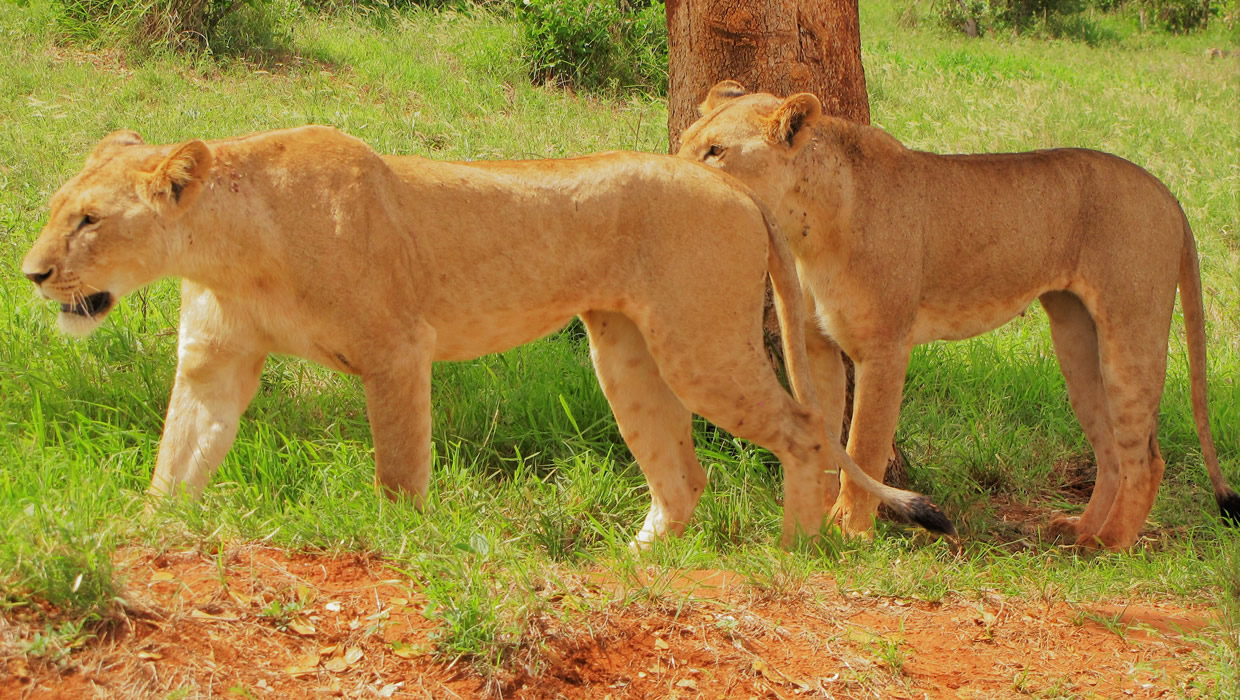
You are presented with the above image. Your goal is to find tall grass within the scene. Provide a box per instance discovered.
[0,0,1237,681]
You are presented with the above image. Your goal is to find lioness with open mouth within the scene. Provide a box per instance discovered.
[21,126,953,547]
[678,81,1238,550]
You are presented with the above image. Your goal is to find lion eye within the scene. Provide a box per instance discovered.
[77,214,99,230]
[706,144,725,158]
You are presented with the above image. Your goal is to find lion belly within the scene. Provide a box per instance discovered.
[430,310,580,362]
[910,292,1043,344]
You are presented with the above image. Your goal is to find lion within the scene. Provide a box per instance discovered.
[677,80,1239,550]
[21,126,954,547]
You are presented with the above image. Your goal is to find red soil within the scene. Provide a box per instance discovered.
[0,547,1222,698]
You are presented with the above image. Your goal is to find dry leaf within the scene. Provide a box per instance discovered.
[284,652,321,677]
[390,597,409,606]
[751,659,783,684]
[190,609,239,622]
[296,584,315,604]
[390,641,430,659]
[378,683,401,697]
[227,589,252,607]
[323,656,350,673]
[324,601,342,612]
[136,651,163,661]
[150,571,176,582]
[654,637,670,650]
[344,646,364,666]
[288,616,317,636]
[676,679,698,689]
[319,645,339,656]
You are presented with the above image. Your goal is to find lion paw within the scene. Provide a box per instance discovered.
[1043,516,1081,542]
[1071,533,1108,550]
[829,509,877,540]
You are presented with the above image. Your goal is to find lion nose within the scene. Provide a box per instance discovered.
[24,267,54,285]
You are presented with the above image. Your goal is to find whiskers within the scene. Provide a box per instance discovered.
[81,282,105,318]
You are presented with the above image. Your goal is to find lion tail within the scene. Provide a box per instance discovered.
[1178,212,1240,525]
[755,197,957,538]
[759,201,817,409]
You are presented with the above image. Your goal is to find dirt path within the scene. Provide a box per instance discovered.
[0,547,1219,698]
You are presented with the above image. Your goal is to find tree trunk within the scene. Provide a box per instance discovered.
[666,0,869,153]
[666,0,909,493]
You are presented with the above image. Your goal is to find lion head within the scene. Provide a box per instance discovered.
[676,81,825,208]
[21,130,212,336]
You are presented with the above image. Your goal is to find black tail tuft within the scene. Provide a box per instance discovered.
[1219,490,1240,527]
[907,496,957,538]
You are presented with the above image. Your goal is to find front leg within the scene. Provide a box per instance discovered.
[362,322,436,505]
[149,284,267,499]
[833,347,912,536]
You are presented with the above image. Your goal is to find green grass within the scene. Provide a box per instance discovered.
[1,0,1238,691]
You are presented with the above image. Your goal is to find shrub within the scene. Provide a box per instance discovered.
[1145,0,1212,32]
[52,0,294,55]
[934,0,1086,34]
[517,0,667,95]
[933,0,1227,34]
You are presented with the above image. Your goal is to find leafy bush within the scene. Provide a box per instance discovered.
[934,0,993,34]
[934,0,1087,34]
[517,0,667,95]
[933,0,1228,34]
[52,0,295,55]
[1145,0,1212,32]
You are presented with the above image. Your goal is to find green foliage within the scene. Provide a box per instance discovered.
[935,0,994,33]
[933,0,1087,35]
[1146,0,1214,32]
[50,0,297,56]
[516,0,667,94]
[930,0,1232,36]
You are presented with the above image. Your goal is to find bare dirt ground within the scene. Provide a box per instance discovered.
[0,543,1221,699]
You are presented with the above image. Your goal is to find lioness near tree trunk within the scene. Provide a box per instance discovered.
[21,126,953,547]
[678,81,1239,551]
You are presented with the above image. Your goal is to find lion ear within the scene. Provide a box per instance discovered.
[144,140,212,213]
[763,93,822,149]
[90,130,145,158]
[698,80,748,116]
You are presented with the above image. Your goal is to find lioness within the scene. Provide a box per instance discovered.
[678,81,1239,550]
[21,126,953,547]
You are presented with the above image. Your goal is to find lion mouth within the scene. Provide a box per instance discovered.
[61,291,114,318]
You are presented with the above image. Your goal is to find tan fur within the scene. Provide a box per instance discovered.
[21,126,949,547]
[679,82,1237,551]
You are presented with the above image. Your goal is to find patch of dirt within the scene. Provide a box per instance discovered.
[1053,456,1098,503]
[0,547,1223,698]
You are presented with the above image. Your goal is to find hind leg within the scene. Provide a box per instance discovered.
[805,302,847,510]
[1040,291,1123,540]
[1084,305,1174,550]
[638,321,832,546]
[581,311,707,548]
[1085,357,1169,550]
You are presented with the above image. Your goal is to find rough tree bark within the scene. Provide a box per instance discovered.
[666,0,869,153]
[666,0,909,490]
